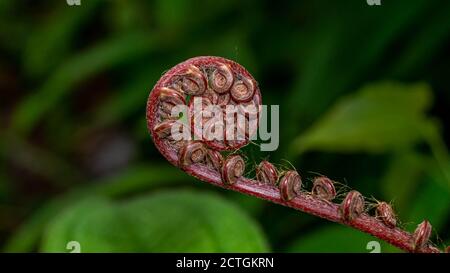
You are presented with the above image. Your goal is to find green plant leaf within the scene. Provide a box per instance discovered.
[41,190,269,252]
[292,82,435,154]
[407,168,450,233]
[3,164,193,252]
[380,151,428,215]
[287,225,399,253]
[41,197,134,252]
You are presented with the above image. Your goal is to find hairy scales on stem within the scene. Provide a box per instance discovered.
[146,56,444,253]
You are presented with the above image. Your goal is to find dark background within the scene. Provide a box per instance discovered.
[0,0,449,252]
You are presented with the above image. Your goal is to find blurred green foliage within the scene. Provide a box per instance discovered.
[293,82,436,154]
[0,0,449,253]
[42,191,268,252]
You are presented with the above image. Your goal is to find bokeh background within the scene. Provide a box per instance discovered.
[1,0,449,253]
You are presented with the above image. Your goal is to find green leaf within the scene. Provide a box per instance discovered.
[407,169,450,233]
[3,164,194,252]
[42,197,136,252]
[292,82,435,154]
[380,151,428,215]
[287,225,399,253]
[41,190,269,252]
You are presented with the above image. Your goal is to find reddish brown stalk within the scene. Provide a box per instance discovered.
[146,56,443,253]
[183,165,438,253]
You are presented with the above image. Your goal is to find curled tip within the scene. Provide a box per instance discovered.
[340,190,365,221]
[177,65,207,96]
[158,87,186,105]
[204,88,219,104]
[230,76,255,102]
[205,149,223,171]
[311,176,336,201]
[153,120,177,139]
[210,63,234,93]
[412,220,432,252]
[221,155,245,185]
[156,87,186,119]
[256,160,278,185]
[279,170,302,201]
[178,141,206,167]
[375,202,397,228]
[217,92,231,107]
